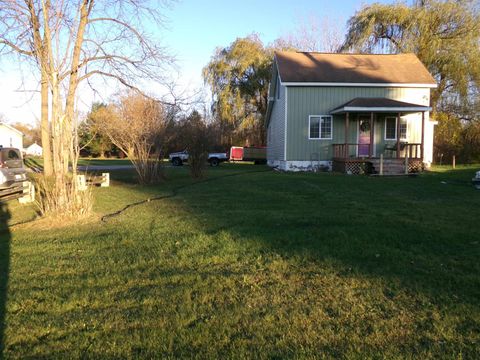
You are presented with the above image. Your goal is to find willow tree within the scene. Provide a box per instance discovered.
[341,0,480,119]
[203,35,273,146]
[0,0,172,215]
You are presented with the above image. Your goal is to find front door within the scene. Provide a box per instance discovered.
[358,116,371,157]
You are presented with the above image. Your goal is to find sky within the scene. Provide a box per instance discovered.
[0,0,396,125]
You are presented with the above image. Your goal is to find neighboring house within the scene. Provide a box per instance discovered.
[0,122,24,150]
[266,52,437,173]
[25,142,43,156]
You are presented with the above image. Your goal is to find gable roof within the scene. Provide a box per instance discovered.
[275,52,437,87]
[26,142,42,150]
[330,97,432,114]
[0,122,24,136]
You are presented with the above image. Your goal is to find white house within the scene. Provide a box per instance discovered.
[0,122,24,149]
[25,142,43,156]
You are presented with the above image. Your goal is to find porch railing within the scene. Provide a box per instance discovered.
[333,143,368,158]
[333,143,423,159]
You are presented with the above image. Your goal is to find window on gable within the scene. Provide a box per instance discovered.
[309,115,332,140]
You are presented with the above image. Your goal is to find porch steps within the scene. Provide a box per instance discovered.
[369,159,408,175]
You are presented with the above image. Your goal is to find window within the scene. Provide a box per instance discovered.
[385,117,408,141]
[399,121,407,141]
[309,115,333,140]
[8,150,20,160]
[385,117,396,140]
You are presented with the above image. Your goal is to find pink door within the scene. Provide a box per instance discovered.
[358,117,371,157]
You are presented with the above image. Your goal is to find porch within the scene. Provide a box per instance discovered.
[329,97,431,175]
[331,154,423,175]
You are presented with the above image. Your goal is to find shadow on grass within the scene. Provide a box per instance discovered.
[0,203,11,357]
[174,166,480,306]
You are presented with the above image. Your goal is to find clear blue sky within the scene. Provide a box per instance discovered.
[1,0,398,124]
[161,0,397,89]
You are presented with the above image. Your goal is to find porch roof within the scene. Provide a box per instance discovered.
[330,97,432,114]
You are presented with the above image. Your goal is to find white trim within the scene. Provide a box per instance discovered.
[331,106,431,114]
[308,115,333,140]
[276,72,281,100]
[274,55,283,84]
[282,82,437,88]
[284,87,288,161]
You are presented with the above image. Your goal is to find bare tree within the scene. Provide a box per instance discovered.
[0,0,173,215]
[94,92,171,184]
[276,15,344,53]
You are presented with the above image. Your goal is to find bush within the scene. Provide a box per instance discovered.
[180,111,212,178]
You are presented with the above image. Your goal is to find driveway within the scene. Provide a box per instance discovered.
[76,165,135,171]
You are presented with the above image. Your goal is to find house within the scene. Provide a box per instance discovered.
[0,122,24,150]
[25,142,43,156]
[265,52,437,173]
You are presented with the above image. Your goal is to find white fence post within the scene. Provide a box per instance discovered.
[379,154,384,176]
[404,152,409,175]
[77,174,87,191]
[101,173,110,187]
[19,181,35,204]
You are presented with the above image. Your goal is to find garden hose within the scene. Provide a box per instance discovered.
[101,167,275,222]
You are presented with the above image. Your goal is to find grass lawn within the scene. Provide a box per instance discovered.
[1,164,480,358]
[76,158,133,167]
[25,157,133,168]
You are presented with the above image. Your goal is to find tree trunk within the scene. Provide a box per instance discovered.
[41,71,53,176]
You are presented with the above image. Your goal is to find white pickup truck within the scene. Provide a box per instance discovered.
[169,150,228,167]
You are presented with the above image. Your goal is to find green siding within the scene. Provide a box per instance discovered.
[266,81,286,161]
[286,87,430,161]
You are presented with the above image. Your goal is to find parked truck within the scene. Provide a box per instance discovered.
[0,147,27,189]
[169,150,228,167]
[230,146,267,164]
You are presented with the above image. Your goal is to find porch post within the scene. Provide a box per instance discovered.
[421,111,425,161]
[396,112,401,159]
[345,112,349,158]
[369,112,374,158]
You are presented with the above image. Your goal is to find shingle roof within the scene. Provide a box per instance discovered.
[330,97,432,114]
[275,52,436,86]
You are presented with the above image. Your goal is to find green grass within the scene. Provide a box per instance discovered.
[24,157,133,168]
[1,164,480,358]
[76,158,133,167]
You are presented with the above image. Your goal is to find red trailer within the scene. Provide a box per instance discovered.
[229,146,267,164]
